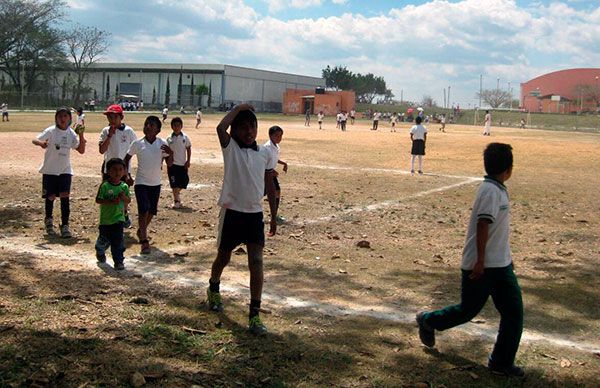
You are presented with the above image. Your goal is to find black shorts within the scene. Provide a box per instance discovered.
[134,185,161,215]
[2,112,7,117]
[167,165,189,189]
[162,114,167,120]
[42,174,72,198]
[217,208,264,251]
[411,139,426,155]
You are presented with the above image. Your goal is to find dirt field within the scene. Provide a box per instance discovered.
[1,111,599,387]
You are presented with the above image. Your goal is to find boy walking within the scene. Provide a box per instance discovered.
[206,104,278,335]
[409,116,427,174]
[166,117,192,208]
[195,107,202,128]
[416,143,524,377]
[263,125,288,225]
[2,102,9,122]
[95,158,131,270]
[32,107,86,237]
[124,116,173,254]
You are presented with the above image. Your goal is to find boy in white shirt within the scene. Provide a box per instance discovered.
[350,109,356,125]
[409,116,427,174]
[372,111,381,130]
[162,106,168,123]
[263,125,288,224]
[124,116,173,254]
[195,107,202,128]
[1,103,8,122]
[32,107,86,237]
[483,110,491,136]
[206,104,278,336]
[317,111,324,130]
[166,117,192,208]
[390,112,397,132]
[417,143,524,377]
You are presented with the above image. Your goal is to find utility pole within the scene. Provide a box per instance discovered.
[443,88,446,109]
[497,77,500,91]
[479,74,482,108]
[448,85,451,109]
[508,81,512,110]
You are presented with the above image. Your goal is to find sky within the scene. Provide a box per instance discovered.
[65,0,600,107]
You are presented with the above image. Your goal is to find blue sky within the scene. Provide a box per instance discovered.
[65,0,600,107]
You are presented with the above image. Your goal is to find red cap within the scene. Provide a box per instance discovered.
[103,104,124,115]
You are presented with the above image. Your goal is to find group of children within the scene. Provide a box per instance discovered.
[31,105,525,375]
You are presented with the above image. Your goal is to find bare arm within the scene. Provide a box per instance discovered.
[216,103,254,147]
[76,133,86,154]
[470,219,490,280]
[99,126,117,154]
[32,139,48,148]
[277,159,288,173]
[265,170,277,236]
[185,146,192,169]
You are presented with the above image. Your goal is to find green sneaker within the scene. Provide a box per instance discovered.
[275,215,286,225]
[206,288,223,312]
[248,315,268,336]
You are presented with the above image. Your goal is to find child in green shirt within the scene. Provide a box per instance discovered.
[95,158,131,270]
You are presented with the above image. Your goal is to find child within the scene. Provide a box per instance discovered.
[166,117,192,208]
[32,107,86,237]
[98,104,137,227]
[95,158,131,270]
[340,111,348,131]
[390,112,397,132]
[1,102,9,122]
[372,111,380,130]
[263,126,288,223]
[439,114,446,132]
[519,118,525,129]
[317,111,324,130]
[336,111,342,129]
[409,116,427,174]
[162,106,169,122]
[416,143,524,377]
[74,107,85,133]
[206,104,278,336]
[350,109,356,125]
[304,108,311,126]
[124,116,173,254]
[483,110,491,136]
[195,107,202,128]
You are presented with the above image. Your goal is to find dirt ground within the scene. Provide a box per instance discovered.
[1,111,599,387]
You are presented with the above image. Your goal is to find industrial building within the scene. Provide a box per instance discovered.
[59,63,324,112]
[520,68,600,113]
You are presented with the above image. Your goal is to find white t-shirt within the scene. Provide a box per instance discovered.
[127,137,169,186]
[461,178,512,270]
[317,113,324,122]
[1,104,7,113]
[217,139,274,213]
[196,110,202,120]
[336,113,342,122]
[485,113,491,126]
[166,131,192,166]
[99,125,137,172]
[410,124,427,140]
[76,113,85,125]
[162,108,168,115]
[373,112,381,121]
[263,139,280,170]
[37,125,80,175]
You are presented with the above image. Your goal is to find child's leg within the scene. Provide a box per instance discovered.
[209,249,232,287]
[410,154,416,172]
[418,155,423,172]
[172,188,181,204]
[138,213,154,240]
[422,270,490,331]
[109,223,126,265]
[45,197,55,220]
[489,266,523,368]
[247,243,264,318]
[95,226,111,258]
[275,190,281,214]
[59,194,70,226]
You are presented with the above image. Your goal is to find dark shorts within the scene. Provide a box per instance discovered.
[134,185,161,215]
[42,174,72,198]
[162,114,167,120]
[411,139,426,155]
[217,208,265,252]
[167,165,189,189]
[2,112,7,117]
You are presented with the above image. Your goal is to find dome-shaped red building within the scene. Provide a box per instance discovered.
[520,68,600,113]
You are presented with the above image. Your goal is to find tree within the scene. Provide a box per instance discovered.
[176,71,182,106]
[114,84,119,99]
[574,84,600,109]
[322,65,354,90]
[164,77,170,106]
[476,89,512,108]
[355,73,387,103]
[105,75,110,101]
[65,24,110,104]
[420,95,436,108]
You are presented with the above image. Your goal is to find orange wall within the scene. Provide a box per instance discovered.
[283,89,355,115]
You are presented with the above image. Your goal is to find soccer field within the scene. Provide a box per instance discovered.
[1,111,599,387]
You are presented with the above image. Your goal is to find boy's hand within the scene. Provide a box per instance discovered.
[38,140,49,149]
[469,261,485,280]
[125,174,134,186]
[267,218,277,237]
[184,161,190,169]
[108,125,117,136]
[282,162,288,173]
[161,144,173,154]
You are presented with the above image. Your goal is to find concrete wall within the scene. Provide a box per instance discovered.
[283,89,355,115]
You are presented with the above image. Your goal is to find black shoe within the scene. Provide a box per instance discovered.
[114,262,125,271]
[416,312,435,347]
[96,252,106,263]
[488,360,525,377]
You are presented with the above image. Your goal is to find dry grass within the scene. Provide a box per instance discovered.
[0,112,599,387]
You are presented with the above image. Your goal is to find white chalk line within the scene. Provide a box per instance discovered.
[1,237,598,354]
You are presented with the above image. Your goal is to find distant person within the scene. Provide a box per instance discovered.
[439,114,446,132]
[74,107,85,134]
[195,107,203,128]
[340,111,348,131]
[32,107,86,238]
[162,106,169,122]
[263,125,288,224]
[89,99,95,112]
[390,112,397,132]
[166,117,192,209]
[519,118,525,129]
[336,111,342,129]
[417,143,524,377]
[179,105,186,114]
[372,111,381,130]
[409,116,427,174]
[304,108,311,126]
[350,109,356,125]
[483,110,491,136]
[1,102,8,122]
[124,116,173,254]
[317,111,324,129]
[95,158,131,271]
[206,104,278,336]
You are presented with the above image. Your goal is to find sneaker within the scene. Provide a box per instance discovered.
[410,170,415,175]
[140,240,151,255]
[44,217,57,236]
[123,215,132,229]
[418,170,423,175]
[114,262,125,271]
[60,224,72,238]
[275,215,286,224]
[416,312,435,347]
[488,360,525,377]
[206,288,223,312]
[96,252,106,263]
[248,315,268,336]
